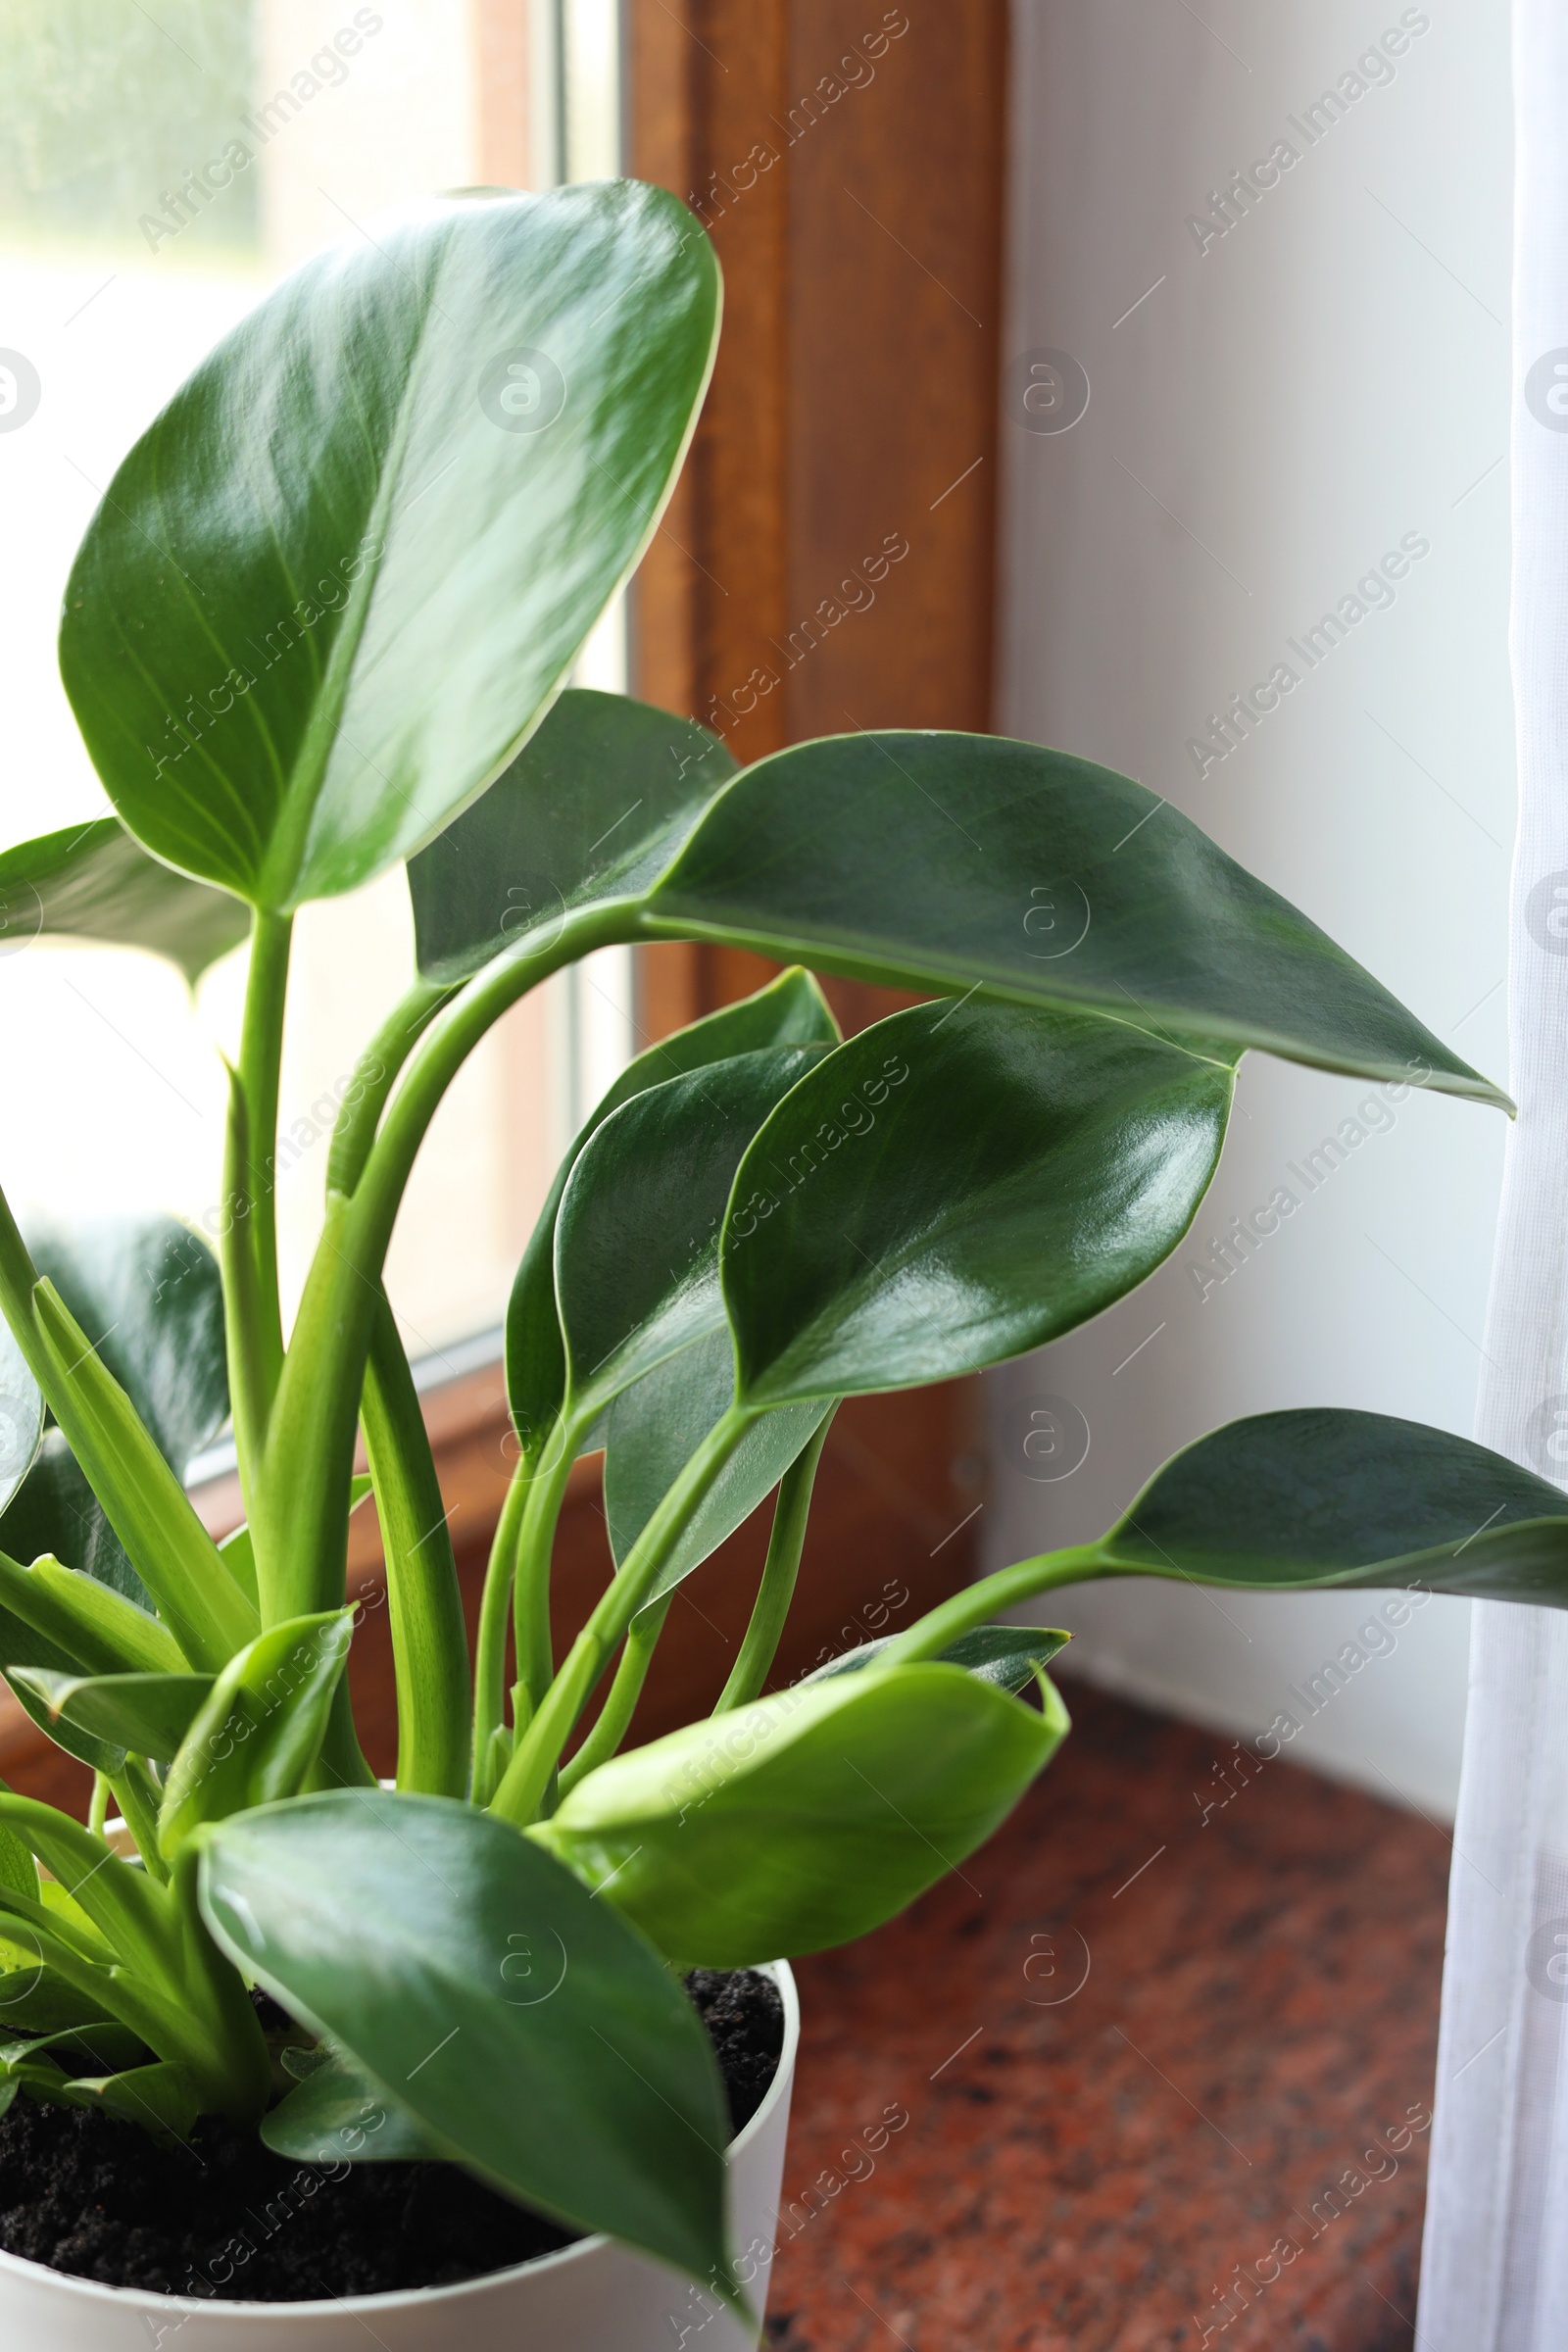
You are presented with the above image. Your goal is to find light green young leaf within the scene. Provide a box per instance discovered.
[158,1611,354,1860]
[0,1550,187,1678]
[8,1272,253,1668]
[8,1669,214,1765]
[264,2042,449,2166]
[4,1671,126,1777]
[0,1216,235,1622]
[806,1624,1071,1694]
[537,1664,1067,1966]
[61,185,720,911]
[0,2020,147,2077]
[65,2061,200,2144]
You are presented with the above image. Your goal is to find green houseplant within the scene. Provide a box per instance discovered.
[0,179,1559,2332]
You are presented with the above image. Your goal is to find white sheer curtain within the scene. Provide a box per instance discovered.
[1417,4,1568,2339]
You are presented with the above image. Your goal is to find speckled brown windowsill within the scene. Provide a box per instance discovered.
[765,1683,1446,2352]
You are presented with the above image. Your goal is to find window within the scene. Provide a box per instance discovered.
[1,0,631,1360]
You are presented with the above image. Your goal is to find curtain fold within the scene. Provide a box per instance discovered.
[1417,4,1568,2339]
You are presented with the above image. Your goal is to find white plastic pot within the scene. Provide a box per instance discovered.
[0,1961,799,2350]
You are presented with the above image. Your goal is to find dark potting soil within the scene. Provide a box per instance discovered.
[0,1968,784,2303]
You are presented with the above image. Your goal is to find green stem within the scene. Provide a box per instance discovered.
[256,904,631,1630]
[171,1841,272,2120]
[361,1288,470,1798]
[108,1760,168,1885]
[513,1412,590,1718]
[312,1680,378,1791]
[713,1410,836,1713]
[472,1461,529,1800]
[326,976,459,1199]
[558,1595,671,1795]
[880,1544,1108,1667]
[219,1063,269,1519]
[88,1774,109,1838]
[490,1404,754,1826]
[235,908,292,1412]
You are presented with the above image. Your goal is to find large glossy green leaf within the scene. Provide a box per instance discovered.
[1084,1408,1568,1601]
[1,1218,229,1612]
[60,184,719,911]
[200,1792,734,2288]
[555,1046,831,1425]
[0,1321,40,1519]
[31,1219,227,1469]
[158,1611,353,1860]
[410,690,736,983]
[507,970,837,1458]
[537,1664,1067,1966]
[605,1328,832,1616]
[643,731,1506,1107]
[721,1001,1234,1408]
[0,818,250,984]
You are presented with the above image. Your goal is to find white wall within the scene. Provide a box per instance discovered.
[987,0,1514,1817]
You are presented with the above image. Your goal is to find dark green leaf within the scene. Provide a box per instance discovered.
[556,1046,830,1424]
[264,2043,448,2165]
[807,1623,1071,1694]
[643,731,1506,1107]
[0,1436,145,1611]
[28,1219,227,1475]
[7,1669,213,1764]
[411,690,736,983]
[1090,1408,1568,1601]
[2,1217,228,1611]
[605,1327,832,1613]
[0,817,249,985]
[507,969,838,1459]
[722,1001,1234,1407]
[61,185,719,911]
[0,1320,41,1519]
[159,1611,353,1859]
[200,1792,734,2288]
[538,1664,1067,1965]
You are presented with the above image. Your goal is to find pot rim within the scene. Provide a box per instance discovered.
[0,1958,801,2320]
